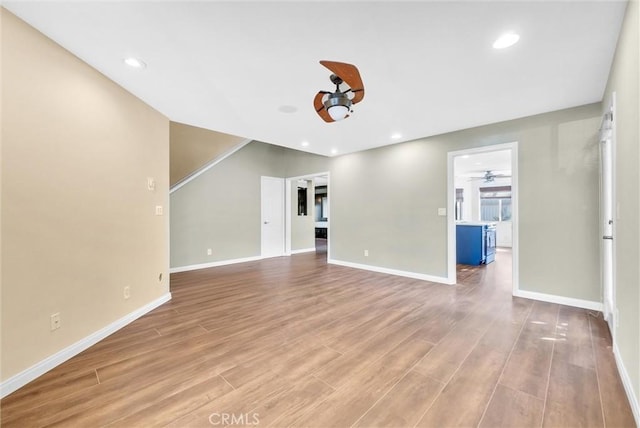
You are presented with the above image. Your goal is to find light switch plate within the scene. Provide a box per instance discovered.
[155,205,163,216]
[437,208,447,216]
[50,313,61,331]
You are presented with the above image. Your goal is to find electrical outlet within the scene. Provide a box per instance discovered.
[50,313,61,331]
[124,286,131,300]
[207,248,212,256]
[364,249,369,257]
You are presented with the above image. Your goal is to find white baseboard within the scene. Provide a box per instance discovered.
[170,256,263,273]
[513,289,603,311]
[291,247,316,255]
[613,342,640,426]
[0,292,171,398]
[328,258,454,285]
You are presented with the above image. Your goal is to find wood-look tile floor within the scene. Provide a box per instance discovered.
[1,247,636,427]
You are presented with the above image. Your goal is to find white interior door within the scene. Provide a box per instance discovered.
[600,109,615,331]
[261,176,285,258]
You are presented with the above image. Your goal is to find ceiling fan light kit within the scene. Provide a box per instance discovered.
[314,60,365,123]
[324,92,352,121]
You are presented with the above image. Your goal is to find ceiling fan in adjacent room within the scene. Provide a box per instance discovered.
[313,60,365,123]
[468,170,512,183]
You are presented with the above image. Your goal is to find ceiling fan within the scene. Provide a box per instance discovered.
[313,60,365,123]
[469,170,512,183]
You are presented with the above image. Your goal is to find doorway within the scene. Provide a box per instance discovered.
[261,176,285,258]
[285,172,330,259]
[447,142,519,292]
[313,176,329,255]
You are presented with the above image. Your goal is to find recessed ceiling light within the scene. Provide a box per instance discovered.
[330,148,338,155]
[493,33,520,49]
[301,141,309,147]
[391,133,402,140]
[124,57,146,69]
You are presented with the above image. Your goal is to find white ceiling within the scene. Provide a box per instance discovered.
[454,149,511,176]
[4,1,626,157]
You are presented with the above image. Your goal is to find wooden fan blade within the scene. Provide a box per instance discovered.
[351,88,365,104]
[313,91,333,123]
[320,60,365,104]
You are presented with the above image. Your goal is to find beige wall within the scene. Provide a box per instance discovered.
[283,149,331,178]
[291,179,316,251]
[602,0,640,414]
[1,9,170,382]
[330,103,601,302]
[170,121,247,187]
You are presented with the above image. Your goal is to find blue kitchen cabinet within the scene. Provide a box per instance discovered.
[456,223,496,266]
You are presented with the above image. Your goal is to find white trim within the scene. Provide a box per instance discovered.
[169,255,262,273]
[328,258,455,285]
[0,292,171,398]
[513,289,603,311]
[613,341,640,426]
[285,178,292,255]
[510,144,520,294]
[291,247,316,254]
[447,153,457,282]
[610,93,618,345]
[169,139,252,194]
[447,142,519,291]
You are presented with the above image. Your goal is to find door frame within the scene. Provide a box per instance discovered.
[447,142,519,293]
[600,93,617,338]
[285,172,330,258]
